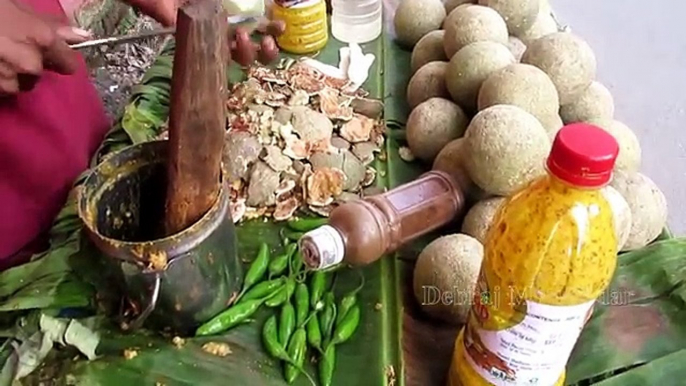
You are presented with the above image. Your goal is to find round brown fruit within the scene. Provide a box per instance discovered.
[521,32,596,105]
[406,98,469,162]
[465,104,550,195]
[477,63,560,122]
[443,5,508,58]
[394,0,447,48]
[446,41,515,112]
[477,0,539,35]
[411,30,448,73]
[407,61,451,109]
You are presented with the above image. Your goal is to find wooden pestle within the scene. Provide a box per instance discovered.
[163,0,229,236]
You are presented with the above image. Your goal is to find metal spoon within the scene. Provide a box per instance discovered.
[69,15,261,50]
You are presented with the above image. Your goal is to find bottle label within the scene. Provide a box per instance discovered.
[274,0,320,10]
[463,271,595,385]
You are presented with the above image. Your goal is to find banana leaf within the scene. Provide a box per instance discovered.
[1,24,403,386]
[14,222,400,386]
[3,4,684,385]
[378,1,686,385]
[567,238,686,384]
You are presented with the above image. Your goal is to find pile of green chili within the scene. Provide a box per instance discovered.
[195,217,364,386]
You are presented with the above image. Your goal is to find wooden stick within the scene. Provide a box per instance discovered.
[164,0,229,236]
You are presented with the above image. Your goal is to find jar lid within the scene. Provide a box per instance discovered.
[547,123,619,187]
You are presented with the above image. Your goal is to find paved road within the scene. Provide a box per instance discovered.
[553,0,686,235]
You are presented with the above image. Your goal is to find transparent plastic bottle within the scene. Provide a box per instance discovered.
[448,123,620,386]
[331,0,383,44]
[224,0,264,18]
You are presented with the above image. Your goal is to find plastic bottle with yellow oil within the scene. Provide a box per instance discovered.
[269,0,329,54]
[448,123,620,386]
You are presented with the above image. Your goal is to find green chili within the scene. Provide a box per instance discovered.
[287,217,328,232]
[269,244,297,278]
[262,316,317,386]
[236,243,270,302]
[195,298,263,336]
[284,328,307,384]
[262,315,290,361]
[266,277,296,308]
[279,302,296,347]
[240,277,285,302]
[319,292,337,346]
[306,315,322,352]
[330,304,360,346]
[318,345,336,386]
[335,271,365,326]
[282,229,304,243]
[286,242,298,257]
[309,271,327,308]
[291,250,305,276]
[268,253,289,278]
[294,283,309,327]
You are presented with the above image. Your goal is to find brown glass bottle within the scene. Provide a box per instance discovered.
[299,170,465,269]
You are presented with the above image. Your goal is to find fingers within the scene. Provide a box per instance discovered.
[0,41,43,76]
[229,23,282,67]
[255,18,286,37]
[0,77,19,95]
[42,38,79,75]
[123,0,178,27]
[0,41,43,95]
[19,13,80,75]
[261,20,286,37]
[55,26,92,44]
[0,59,20,95]
[0,0,84,95]
[0,64,19,95]
[257,35,279,65]
[231,29,257,67]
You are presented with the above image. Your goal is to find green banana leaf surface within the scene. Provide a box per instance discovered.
[379,1,686,385]
[0,28,402,386]
[2,3,686,385]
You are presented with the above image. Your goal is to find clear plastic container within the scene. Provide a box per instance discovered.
[271,0,328,54]
[332,0,381,15]
[331,0,383,44]
[224,0,264,17]
[448,123,621,386]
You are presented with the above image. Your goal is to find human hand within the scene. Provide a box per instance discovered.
[124,0,179,27]
[0,0,91,95]
[121,0,284,66]
[230,18,285,66]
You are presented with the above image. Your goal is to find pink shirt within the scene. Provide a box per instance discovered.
[0,0,110,269]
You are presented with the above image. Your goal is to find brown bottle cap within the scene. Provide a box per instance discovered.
[298,225,345,270]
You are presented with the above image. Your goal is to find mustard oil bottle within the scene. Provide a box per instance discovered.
[270,0,328,54]
[448,123,620,386]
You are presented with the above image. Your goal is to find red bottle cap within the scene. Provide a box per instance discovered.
[547,123,619,187]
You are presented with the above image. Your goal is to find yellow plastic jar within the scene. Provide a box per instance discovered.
[270,0,329,54]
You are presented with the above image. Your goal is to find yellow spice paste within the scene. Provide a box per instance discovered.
[270,0,328,55]
[449,174,618,386]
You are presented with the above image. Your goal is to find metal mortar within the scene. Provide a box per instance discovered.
[78,140,242,334]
